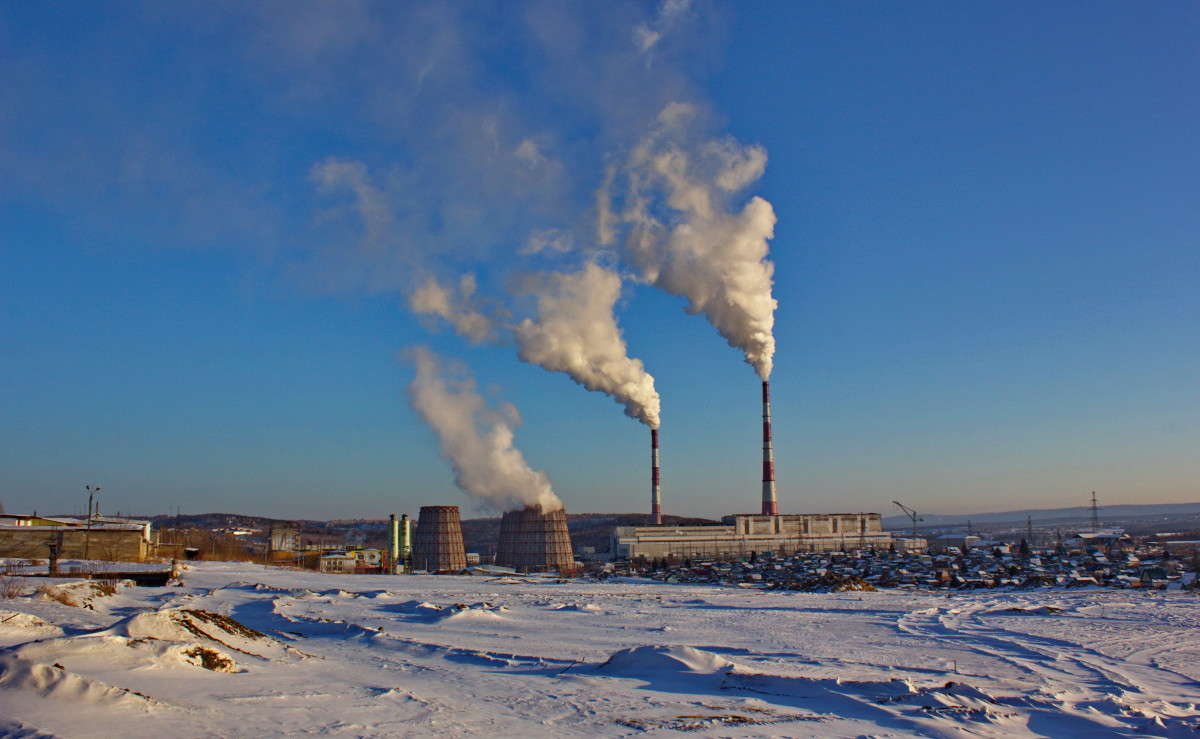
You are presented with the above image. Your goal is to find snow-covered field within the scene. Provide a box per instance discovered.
[2,562,1199,737]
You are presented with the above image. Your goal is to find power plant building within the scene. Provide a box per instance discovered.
[612,512,921,560]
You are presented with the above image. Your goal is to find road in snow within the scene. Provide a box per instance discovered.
[2,562,1199,737]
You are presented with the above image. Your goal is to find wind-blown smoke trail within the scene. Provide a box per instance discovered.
[515,262,661,428]
[600,102,778,379]
[407,346,561,512]
[409,274,496,344]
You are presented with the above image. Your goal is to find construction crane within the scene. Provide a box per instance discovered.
[892,501,923,539]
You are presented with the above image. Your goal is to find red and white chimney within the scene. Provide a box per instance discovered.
[651,428,662,525]
[761,380,778,515]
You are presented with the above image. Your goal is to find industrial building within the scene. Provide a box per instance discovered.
[0,514,155,562]
[618,379,925,561]
[318,548,385,574]
[268,524,301,555]
[612,512,922,560]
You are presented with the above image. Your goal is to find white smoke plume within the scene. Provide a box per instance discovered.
[309,158,392,247]
[633,0,692,54]
[407,346,561,512]
[515,262,661,429]
[409,274,496,344]
[600,102,778,379]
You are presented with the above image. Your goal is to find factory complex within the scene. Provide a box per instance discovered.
[260,378,919,569]
[612,513,920,560]
[614,379,921,561]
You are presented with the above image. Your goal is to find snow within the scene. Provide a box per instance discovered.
[0,561,1198,736]
[595,645,736,677]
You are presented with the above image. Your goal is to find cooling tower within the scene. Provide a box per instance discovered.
[761,380,778,515]
[495,504,574,573]
[496,509,516,566]
[412,505,467,573]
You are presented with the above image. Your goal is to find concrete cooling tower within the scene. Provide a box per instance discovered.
[412,505,467,573]
[495,504,574,573]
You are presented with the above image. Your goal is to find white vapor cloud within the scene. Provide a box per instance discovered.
[408,346,561,512]
[514,138,547,169]
[601,102,778,379]
[515,262,661,428]
[409,274,496,345]
[520,227,574,256]
[310,158,392,246]
[633,0,693,53]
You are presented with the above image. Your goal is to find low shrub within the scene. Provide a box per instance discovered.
[35,584,78,607]
[92,579,119,596]
[0,576,23,599]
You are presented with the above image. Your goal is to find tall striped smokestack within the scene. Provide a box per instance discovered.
[650,428,662,525]
[761,380,778,515]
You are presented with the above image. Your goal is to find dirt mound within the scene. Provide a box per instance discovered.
[181,645,238,672]
[109,607,292,661]
[14,632,242,675]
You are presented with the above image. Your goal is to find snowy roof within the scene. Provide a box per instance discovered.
[0,521,145,531]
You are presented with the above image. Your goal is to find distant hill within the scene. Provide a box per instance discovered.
[147,513,316,530]
[882,501,1200,529]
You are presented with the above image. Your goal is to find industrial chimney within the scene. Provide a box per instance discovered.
[412,505,467,573]
[399,513,412,564]
[650,428,662,525]
[761,380,778,515]
[387,514,399,573]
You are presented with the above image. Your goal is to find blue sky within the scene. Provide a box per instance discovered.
[2,2,1197,520]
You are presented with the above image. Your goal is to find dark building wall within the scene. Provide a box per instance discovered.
[0,528,150,562]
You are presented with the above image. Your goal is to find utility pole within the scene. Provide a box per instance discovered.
[1090,491,1100,532]
[84,484,101,561]
[1027,515,1034,547]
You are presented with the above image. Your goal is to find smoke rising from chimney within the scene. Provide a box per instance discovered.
[407,346,561,512]
[409,274,497,345]
[600,102,778,379]
[515,262,661,428]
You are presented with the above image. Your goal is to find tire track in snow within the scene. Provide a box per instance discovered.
[896,601,1200,733]
[946,602,1200,703]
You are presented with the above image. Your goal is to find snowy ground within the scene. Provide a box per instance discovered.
[1,562,1199,737]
